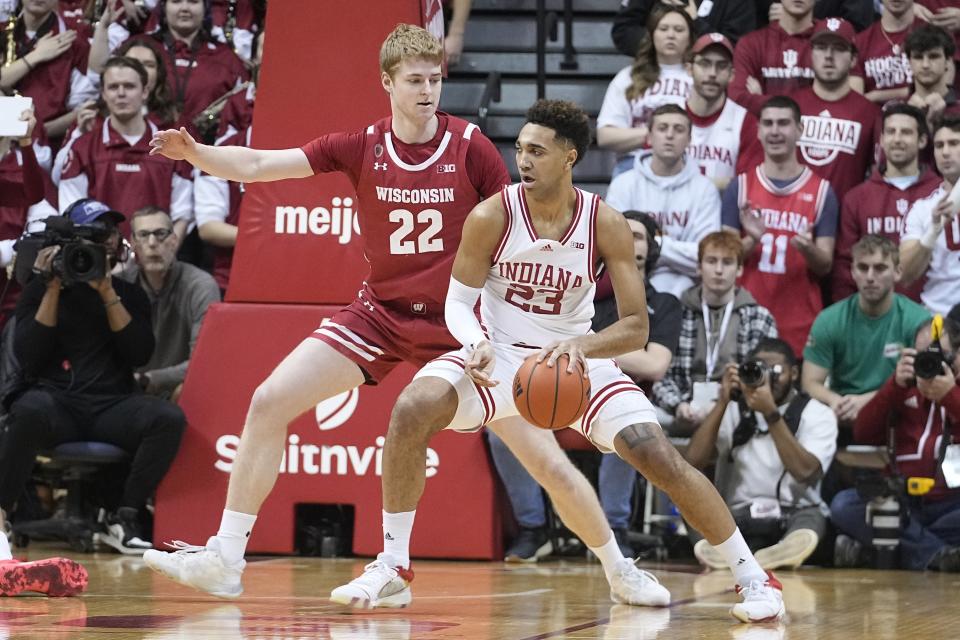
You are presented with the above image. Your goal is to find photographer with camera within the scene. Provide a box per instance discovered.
[830,316,960,571]
[0,199,186,555]
[684,338,838,571]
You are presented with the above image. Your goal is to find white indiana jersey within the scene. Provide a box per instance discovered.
[688,98,749,183]
[482,183,600,346]
[902,185,960,315]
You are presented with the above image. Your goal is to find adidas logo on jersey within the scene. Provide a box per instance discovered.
[540,245,554,252]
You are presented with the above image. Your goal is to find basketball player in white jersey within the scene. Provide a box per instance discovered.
[333,100,786,624]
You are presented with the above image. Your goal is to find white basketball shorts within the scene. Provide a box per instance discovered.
[414,343,660,453]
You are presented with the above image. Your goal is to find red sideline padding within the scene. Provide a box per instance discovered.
[226,0,427,305]
[155,303,502,559]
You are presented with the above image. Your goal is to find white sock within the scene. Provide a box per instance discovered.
[215,509,257,565]
[713,528,767,587]
[0,531,11,561]
[382,509,415,569]
[589,533,626,581]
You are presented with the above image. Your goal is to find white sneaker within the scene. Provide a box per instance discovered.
[142,537,245,599]
[731,571,785,623]
[609,558,670,607]
[753,529,819,570]
[693,539,730,571]
[329,553,413,609]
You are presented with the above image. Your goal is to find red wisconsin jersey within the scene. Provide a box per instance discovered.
[794,87,880,202]
[738,167,830,355]
[833,166,941,301]
[856,18,925,94]
[301,113,510,316]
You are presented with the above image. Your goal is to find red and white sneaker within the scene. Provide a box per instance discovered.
[329,553,413,609]
[0,557,89,597]
[731,571,785,623]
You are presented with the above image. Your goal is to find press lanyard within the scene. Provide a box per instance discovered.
[702,300,734,378]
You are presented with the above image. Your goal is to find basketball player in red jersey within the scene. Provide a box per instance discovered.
[334,100,786,623]
[141,25,652,606]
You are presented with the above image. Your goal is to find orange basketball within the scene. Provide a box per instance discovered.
[513,353,591,430]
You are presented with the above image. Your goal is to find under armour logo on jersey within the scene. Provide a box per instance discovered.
[374,162,389,171]
[540,244,554,252]
[437,163,456,173]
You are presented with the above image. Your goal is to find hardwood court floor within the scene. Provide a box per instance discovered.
[2,544,957,639]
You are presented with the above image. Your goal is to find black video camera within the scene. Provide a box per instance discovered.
[15,217,110,287]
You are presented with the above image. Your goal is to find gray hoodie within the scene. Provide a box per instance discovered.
[606,151,721,297]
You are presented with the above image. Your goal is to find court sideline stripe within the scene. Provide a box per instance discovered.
[515,589,734,640]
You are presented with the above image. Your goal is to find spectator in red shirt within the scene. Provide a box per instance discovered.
[795,18,880,202]
[856,0,926,105]
[831,316,960,571]
[730,0,864,116]
[0,1,97,142]
[57,56,193,239]
[833,103,941,301]
[124,0,248,131]
[906,24,960,132]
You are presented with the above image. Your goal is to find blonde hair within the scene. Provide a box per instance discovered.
[379,23,444,77]
[626,6,693,102]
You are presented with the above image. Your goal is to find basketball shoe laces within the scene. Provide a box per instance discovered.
[734,575,783,621]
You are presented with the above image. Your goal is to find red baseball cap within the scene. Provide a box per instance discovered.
[691,33,735,59]
[811,18,857,50]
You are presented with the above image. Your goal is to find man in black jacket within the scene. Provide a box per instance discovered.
[0,199,185,555]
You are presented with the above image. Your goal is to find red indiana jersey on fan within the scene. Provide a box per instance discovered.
[794,87,880,202]
[300,112,510,316]
[735,167,833,355]
[833,165,941,302]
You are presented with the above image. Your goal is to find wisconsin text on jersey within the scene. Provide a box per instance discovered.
[375,186,457,204]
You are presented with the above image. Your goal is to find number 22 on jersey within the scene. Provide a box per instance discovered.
[388,208,444,255]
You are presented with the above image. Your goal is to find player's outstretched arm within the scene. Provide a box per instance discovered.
[579,203,649,359]
[149,127,314,183]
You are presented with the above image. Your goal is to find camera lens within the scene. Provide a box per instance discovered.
[914,350,945,379]
[739,361,766,387]
[67,246,95,277]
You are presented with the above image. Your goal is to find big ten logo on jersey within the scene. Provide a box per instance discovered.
[214,387,441,478]
[500,260,583,315]
[376,186,455,255]
[274,196,358,244]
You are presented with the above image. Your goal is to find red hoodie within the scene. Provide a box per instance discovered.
[832,165,942,302]
[856,375,960,502]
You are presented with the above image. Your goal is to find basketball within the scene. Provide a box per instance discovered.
[512,353,591,430]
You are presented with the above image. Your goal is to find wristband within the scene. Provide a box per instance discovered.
[104,297,122,308]
[763,409,782,425]
[22,56,33,72]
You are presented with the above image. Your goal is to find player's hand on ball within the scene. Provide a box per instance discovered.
[149,127,196,161]
[537,340,588,377]
[465,340,498,387]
